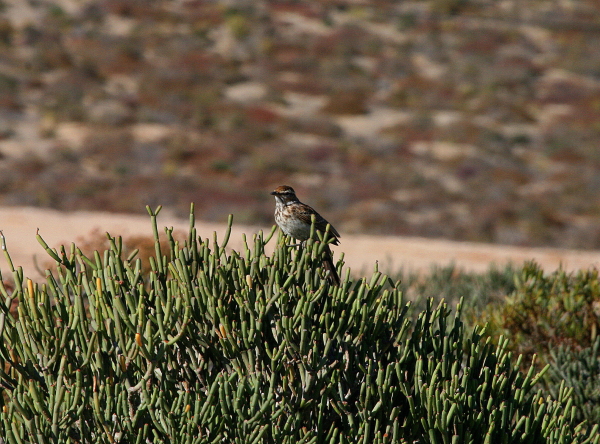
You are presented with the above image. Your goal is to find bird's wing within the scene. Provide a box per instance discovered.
[297,204,341,241]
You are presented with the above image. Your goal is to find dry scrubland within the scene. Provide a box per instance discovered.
[1,0,600,250]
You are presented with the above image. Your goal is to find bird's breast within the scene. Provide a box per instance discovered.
[275,210,311,241]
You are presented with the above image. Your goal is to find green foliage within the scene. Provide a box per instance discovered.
[470,261,600,431]
[479,262,600,364]
[546,336,600,426]
[0,210,595,443]
[226,13,250,40]
[397,263,517,316]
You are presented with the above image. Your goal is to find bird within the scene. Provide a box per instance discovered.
[271,185,341,285]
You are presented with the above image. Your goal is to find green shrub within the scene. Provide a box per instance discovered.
[470,261,600,433]
[478,262,600,366]
[0,208,596,443]
[397,263,518,316]
[546,336,600,426]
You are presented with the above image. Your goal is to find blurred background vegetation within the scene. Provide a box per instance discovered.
[1,0,600,248]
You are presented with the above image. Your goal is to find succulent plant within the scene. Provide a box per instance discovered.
[0,207,595,443]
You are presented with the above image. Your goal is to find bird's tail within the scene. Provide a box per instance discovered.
[322,245,340,286]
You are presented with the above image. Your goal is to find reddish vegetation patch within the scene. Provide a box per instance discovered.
[245,106,280,124]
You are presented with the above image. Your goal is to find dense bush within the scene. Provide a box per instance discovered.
[0,208,596,443]
[404,262,600,432]
[479,262,600,365]
[546,337,600,427]
[396,263,518,316]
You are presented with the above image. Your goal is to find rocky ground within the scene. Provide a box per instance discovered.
[1,1,600,249]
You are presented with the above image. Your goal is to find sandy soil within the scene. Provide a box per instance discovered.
[2,206,600,281]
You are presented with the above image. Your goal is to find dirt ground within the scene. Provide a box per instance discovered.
[2,206,600,281]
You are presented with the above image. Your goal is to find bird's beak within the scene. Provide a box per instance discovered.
[270,191,277,195]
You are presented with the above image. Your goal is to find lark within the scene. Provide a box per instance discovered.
[271,185,340,285]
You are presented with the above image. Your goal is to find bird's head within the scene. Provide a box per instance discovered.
[271,185,298,204]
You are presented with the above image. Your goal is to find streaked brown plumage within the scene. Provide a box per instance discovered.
[271,185,340,285]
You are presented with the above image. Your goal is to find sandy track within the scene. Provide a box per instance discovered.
[1,206,600,281]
